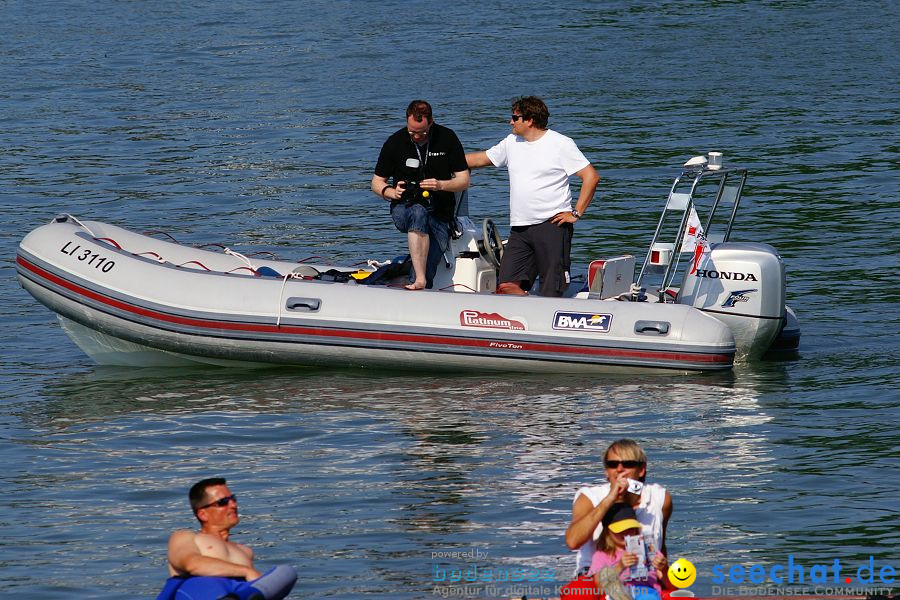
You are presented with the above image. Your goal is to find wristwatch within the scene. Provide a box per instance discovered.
[571,209,581,219]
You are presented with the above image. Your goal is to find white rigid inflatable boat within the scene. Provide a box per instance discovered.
[16,156,799,374]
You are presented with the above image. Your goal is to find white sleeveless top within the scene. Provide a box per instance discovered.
[573,482,667,573]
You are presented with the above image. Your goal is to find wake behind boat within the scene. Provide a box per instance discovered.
[16,155,799,374]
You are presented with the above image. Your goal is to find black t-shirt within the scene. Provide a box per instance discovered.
[374,122,468,222]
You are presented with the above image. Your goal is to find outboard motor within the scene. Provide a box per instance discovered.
[678,242,786,359]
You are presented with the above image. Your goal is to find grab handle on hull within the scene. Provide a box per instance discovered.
[634,320,670,335]
[286,297,321,312]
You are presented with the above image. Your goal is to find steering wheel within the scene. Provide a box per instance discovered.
[480,218,504,269]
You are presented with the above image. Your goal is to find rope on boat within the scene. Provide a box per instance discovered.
[276,272,306,328]
[136,251,166,263]
[439,283,477,293]
[62,214,97,238]
[177,260,211,271]
[224,248,256,273]
[94,237,122,249]
[144,230,180,243]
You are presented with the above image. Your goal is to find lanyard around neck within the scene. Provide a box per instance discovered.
[412,139,429,172]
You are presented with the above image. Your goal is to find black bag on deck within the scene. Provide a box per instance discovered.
[317,269,353,283]
[357,255,411,286]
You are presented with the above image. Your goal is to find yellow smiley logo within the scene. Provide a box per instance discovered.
[668,558,697,588]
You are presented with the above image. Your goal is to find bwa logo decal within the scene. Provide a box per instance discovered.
[552,311,612,332]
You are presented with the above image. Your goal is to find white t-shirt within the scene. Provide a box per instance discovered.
[486,129,589,226]
[572,482,667,574]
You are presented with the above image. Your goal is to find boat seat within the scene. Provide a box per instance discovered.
[587,255,635,299]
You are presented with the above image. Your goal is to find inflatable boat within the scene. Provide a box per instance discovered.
[16,156,798,374]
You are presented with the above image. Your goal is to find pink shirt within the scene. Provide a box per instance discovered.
[589,547,662,592]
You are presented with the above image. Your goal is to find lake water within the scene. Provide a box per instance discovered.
[1,1,897,598]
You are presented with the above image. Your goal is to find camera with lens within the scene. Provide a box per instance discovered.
[626,478,644,495]
[400,158,430,206]
[403,179,421,196]
[401,179,430,206]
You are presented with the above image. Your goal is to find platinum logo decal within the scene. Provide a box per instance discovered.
[460,310,525,331]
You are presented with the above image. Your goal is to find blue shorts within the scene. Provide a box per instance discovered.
[390,202,450,288]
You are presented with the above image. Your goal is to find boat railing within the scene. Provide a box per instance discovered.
[635,161,748,299]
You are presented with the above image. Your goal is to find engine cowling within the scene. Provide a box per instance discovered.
[678,242,786,359]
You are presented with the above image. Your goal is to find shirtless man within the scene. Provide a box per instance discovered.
[157,478,296,600]
[166,477,261,580]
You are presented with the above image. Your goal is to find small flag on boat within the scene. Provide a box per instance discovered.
[690,232,710,275]
[680,206,705,253]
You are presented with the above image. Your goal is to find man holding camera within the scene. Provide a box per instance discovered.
[371,100,469,290]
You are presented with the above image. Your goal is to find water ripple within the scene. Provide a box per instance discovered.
[2,0,899,597]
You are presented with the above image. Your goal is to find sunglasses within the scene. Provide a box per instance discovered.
[510,114,525,121]
[604,460,644,469]
[198,495,237,509]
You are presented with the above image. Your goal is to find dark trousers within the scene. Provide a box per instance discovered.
[498,220,573,297]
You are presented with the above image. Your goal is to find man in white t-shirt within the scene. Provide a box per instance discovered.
[466,96,600,296]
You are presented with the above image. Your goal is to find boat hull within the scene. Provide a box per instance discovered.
[17,218,736,374]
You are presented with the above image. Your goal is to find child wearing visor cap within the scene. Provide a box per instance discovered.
[590,503,672,600]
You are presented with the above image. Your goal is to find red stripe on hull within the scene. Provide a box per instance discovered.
[18,256,732,365]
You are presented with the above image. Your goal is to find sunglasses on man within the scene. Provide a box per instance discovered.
[197,495,237,509]
[604,460,644,469]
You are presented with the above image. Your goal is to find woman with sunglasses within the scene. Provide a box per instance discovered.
[565,439,673,576]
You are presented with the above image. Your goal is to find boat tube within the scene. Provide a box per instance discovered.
[16,157,798,373]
